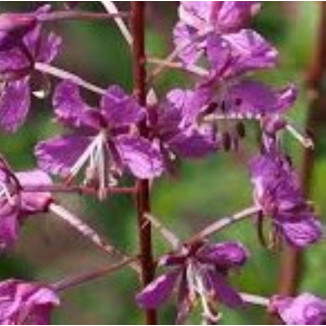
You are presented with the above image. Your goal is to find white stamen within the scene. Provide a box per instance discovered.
[69,132,109,197]
[285,123,314,149]
[194,266,220,324]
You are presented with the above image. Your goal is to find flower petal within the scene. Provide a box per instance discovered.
[0,279,59,325]
[0,78,30,133]
[16,170,53,214]
[277,216,322,248]
[219,29,278,76]
[169,128,217,159]
[179,2,210,29]
[205,271,244,308]
[228,80,279,115]
[198,241,249,269]
[36,32,62,64]
[270,293,326,325]
[101,86,145,126]
[53,80,96,128]
[173,22,203,65]
[0,204,19,250]
[116,135,164,179]
[35,135,91,178]
[136,271,179,309]
[216,2,261,33]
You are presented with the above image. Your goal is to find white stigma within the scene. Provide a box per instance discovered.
[69,132,110,198]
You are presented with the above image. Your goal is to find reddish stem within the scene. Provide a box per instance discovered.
[22,184,136,196]
[277,1,326,299]
[131,2,157,325]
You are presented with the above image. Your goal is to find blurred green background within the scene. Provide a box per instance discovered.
[0,1,325,324]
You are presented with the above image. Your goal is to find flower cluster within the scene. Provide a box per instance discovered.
[0,1,323,325]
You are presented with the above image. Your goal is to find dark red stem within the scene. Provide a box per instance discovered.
[277,2,326,298]
[131,2,157,325]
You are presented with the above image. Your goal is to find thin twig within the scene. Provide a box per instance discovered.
[53,257,138,292]
[101,0,133,45]
[22,184,136,196]
[188,206,261,243]
[241,293,270,307]
[48,203,140,273]
[149,28,212,81]
[144,213,181,250]
[37,11,129,23]
[147,57,209,77]
[35,62,106,96]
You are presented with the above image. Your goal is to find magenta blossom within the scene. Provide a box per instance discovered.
[174,1,262,65]
[0,279,59,325]
[136,241,248,324]
[249,152,322,248]
[270,293,326,325]
[0,160,52,250]
[0,5,61,133]
[148,89,218,171]
[36,80,164,195]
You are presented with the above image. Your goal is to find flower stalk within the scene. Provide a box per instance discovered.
[131,2,157,324]
[53,257,138,292]
[49,203,140,273]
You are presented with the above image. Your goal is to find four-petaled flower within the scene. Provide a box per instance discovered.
[0,279,59,325]
[249,152,322,248]
[270,293,326,325]
[174,1,262,65]
[0,5,61,133]
[0,158,53,250]
[148,88,218,172]
[136,241,248,324]
[36,80,164,197]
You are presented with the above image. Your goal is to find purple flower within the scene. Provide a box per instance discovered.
[35,80,164,195]
[270,293,326,325]
[206,30,278,78]
[172,77,296,152]
[0,279,59,325]
[174,2,264,65]
[0,5,61,133]
[148,89,218,171]
[136,241,248,323]
[0,159,53,250]
[249,152,322,248]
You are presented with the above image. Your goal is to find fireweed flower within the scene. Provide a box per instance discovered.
[270,293,326,325]
[36,80,164,196]
[173,1,261,65]
[136,241,248,324]
[249,152,322,248]
[0,161,52,250]
[0,279,59,325]
[148,89,218,170]
[0,5,61,132]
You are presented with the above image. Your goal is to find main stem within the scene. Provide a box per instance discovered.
[131,3,157,325]
[277,1,326,298]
